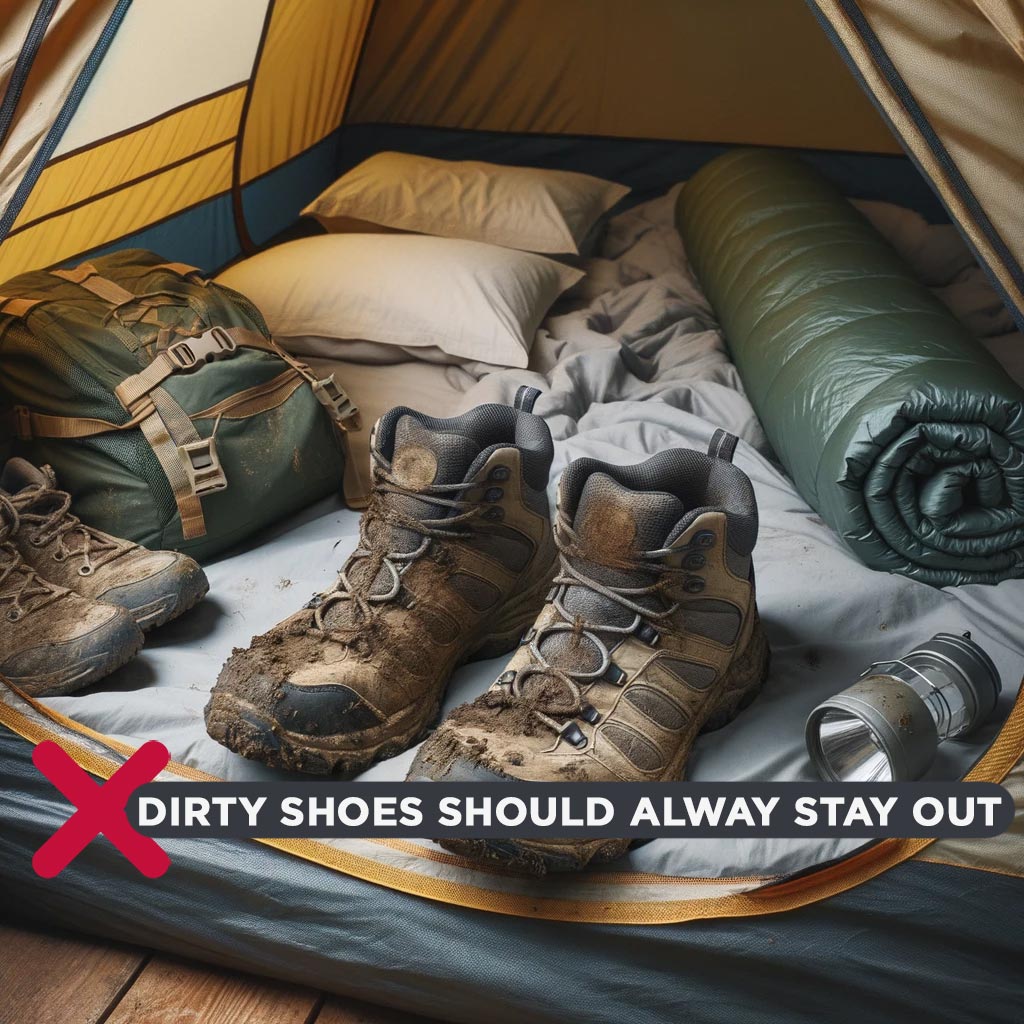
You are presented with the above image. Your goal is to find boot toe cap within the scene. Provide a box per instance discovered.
[96,553,208,630]
[209,642,383,741]
[0,605,143,696]
[274,682,383,736]
[407,729,519,783]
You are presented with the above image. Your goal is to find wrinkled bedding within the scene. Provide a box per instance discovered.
[40,186,1024,883]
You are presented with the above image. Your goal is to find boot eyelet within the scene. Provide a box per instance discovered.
[7,609,22,622]
[694,530,716,548]
[52,551,66,562]
[636,622,660,646]
[683,552,705,570]
[604,663,626,685]
[78,565,94,577]
[489,466,510,482]
[482,507,504,522]
[483,487,503,503]
[29,534,44,547]
[560,722,587,748]
[684,577,705,594]
[579,704,601,725]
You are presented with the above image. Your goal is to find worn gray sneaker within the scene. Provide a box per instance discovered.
[1,458,208,631]
[0,494,144,695]
[409,435,770,874]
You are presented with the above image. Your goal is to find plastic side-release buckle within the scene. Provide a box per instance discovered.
[312,374,361,430]
[166,326,237,371]
[180,436,227,497]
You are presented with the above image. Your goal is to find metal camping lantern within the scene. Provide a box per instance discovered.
[805,632,1001,783]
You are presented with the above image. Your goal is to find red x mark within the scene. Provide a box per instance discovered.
[32,740,171,878]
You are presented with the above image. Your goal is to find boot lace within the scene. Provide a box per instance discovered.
[10,484,123,577]
[0,496,65,622]
[487,511,707,741]
[306,454,484,651]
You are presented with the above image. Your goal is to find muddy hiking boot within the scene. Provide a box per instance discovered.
[206,398,558,776]
[409,430,771,874]
[1,458,208,631]
[0,494,144,696]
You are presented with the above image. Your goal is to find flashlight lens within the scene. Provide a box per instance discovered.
[816,709,893,782]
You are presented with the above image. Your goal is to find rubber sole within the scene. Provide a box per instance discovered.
[206,562,557,777]
[133,574,210,632]
[7,627,145,698]
[438,615,773,875]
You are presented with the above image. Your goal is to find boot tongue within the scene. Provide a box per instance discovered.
[323,415,485,624]
[536,473,686,675]
[383,414,484,553]
[0,459,86,549]
[573,472,686,568]
[0,458,53,495]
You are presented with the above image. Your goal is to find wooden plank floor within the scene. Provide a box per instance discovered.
[0,919,443,1024]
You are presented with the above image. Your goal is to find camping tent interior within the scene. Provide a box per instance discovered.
[1,2,1022,1022]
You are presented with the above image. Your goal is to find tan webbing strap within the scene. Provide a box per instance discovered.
[114,351,181,408]
[221,326,369,506]
[114,327,239,408]
[52,263,135,306]
[190,369,305,421]
[154,261,205,281]
[0,297,45,318]
[150,387,229,540]
[343,439,371,510]
[136,406,206,540]
[8,401,155,441]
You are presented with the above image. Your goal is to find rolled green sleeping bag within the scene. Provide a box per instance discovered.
[677,148,1024,586]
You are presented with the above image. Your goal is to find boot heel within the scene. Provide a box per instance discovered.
[700,613,771,733]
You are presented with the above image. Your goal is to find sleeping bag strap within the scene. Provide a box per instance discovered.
[514,385,542,413]
[708,428,738,463]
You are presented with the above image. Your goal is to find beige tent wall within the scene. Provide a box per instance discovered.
[349,0,900,153]
[0,0,118,216]
[812,0,1024,322]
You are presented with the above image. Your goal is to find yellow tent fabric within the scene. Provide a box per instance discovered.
[348,0,900,153]
[0,0,118,216]
[0,0,1020,322]
[0,0,372,280]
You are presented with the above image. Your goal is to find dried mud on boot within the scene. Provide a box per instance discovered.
[1,458,208,630]
[0,494,145,696]
[409,443,771,874]
[206,404,558,776]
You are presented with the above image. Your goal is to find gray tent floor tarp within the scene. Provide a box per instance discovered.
[1,743,1021,1024]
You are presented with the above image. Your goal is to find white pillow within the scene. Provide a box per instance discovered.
[301,151,630,255]
[216,234,583,369]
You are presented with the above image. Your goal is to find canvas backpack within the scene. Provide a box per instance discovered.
[0,249,367,559]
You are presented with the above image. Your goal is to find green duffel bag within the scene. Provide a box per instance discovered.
[0,249,366,560]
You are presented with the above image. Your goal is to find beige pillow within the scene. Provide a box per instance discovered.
[301,151,630,255]
[216,234,583,369]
